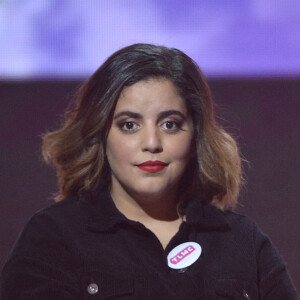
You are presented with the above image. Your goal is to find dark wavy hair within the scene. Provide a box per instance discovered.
[42,43,243,209]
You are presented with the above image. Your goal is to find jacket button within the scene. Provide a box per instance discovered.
[243,290,250,299]
[87,283,99,294]
[178,267,188,273]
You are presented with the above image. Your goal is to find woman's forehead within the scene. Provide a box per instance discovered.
[114,79,187,115]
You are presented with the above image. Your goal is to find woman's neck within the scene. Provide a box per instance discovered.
[110,185,180,223]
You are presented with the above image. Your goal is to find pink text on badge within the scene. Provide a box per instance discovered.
[169,245,196,265]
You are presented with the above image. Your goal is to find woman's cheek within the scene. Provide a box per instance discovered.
[107,136,138,165]
[168,136,193,161]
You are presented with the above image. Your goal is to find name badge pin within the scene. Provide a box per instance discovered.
[167,242,202,270]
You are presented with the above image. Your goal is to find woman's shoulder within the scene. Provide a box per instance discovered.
[37,195,79,217]
[8,196,81,255]
[202,206,278,253]
[15,196,80,240]
[1,196,86,299]
[26,193,97,229]
[200,202,263,236]
[35,195,81,217]
[222,208,263,234]
[219,210,298,299]
[220,209,282,257]
[5,194,99,267]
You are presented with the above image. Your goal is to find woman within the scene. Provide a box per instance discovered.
[1,44,298,299]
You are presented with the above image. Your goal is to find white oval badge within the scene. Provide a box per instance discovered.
[167,242,202,270]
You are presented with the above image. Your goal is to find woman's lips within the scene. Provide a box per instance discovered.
[137,160,168,173]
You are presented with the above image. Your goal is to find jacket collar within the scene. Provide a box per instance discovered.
[80,187,229,233]
[185,198,229,230]
[80,188,127,232]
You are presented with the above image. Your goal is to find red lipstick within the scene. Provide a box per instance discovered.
[137,160,168,173]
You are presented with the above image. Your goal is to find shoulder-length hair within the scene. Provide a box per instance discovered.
[42,43,244,209]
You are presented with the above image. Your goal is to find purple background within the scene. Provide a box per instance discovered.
[0,0,300,78]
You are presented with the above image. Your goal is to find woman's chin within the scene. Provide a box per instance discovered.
[128,185,176,202]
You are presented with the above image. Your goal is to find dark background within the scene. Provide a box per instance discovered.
[1,79,299,293]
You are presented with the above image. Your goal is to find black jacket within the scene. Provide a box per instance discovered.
[1,188,298,299]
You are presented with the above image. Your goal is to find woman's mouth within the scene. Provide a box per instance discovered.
[137,160,168,173]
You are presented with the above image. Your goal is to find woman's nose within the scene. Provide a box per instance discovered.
[141,127,163,153]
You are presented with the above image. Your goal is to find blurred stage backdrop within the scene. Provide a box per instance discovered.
[0,0,299,292]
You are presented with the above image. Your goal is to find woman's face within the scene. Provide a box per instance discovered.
[106,79,194,201]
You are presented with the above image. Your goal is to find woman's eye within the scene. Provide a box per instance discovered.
[161,121,182,131]
[118,121,139,132]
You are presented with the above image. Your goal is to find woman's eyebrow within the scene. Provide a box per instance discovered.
[158,110,186,120]
[113,110,186,120]
[114,111,142,119]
